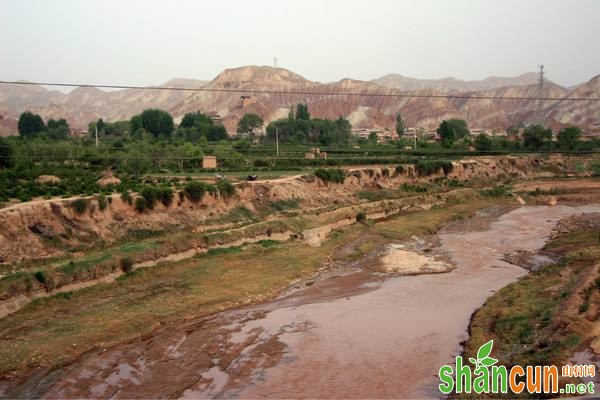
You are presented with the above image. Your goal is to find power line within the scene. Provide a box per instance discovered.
[1,80,599,102]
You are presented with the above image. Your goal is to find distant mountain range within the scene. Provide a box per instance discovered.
[371,72,542,93]
[0,66,599,137]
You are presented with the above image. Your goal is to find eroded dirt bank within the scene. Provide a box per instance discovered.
[6,203,599,399]
[0,155,588,265]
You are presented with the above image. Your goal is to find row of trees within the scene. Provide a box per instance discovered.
[19,109,228,143]
[18,112,71,139]
[263,103,353,146]
[17,108,589,153]
[472,125,584,152]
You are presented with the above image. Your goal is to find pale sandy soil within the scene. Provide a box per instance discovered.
[379,244,454,274]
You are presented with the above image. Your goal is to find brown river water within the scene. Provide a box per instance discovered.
[6,204,600,399]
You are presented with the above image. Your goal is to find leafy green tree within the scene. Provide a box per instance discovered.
[437,119,469,146]
[0,137,14,168]
[131,115,143,133]
[557,126,581,151]
[18,112,46,137]
[208,125,228,141]
[296,103,310,121]
[522,124,552,150]
[96,118,105,134]
[368,132,379,144]
[47,118,70,139]
[395,114,406,135]
[131,109,174,138]
[474,133,492,151]
[177,112,228,142]
[334,116,352,137]
[180,112,213,128]
[237,113,264,136]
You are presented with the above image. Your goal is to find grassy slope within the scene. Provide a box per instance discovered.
[0,196,503,377]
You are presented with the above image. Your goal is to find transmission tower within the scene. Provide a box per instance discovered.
[538,64,545,124]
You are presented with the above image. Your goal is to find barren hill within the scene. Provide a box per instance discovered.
[0,66,598,135]
[372,72,541,92]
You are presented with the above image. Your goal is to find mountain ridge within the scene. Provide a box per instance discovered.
[0,65,598,135]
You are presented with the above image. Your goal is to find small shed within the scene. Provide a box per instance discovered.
[202,156,217,169]
[319,152,327,159]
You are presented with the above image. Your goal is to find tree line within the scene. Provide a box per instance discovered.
[14,105,595,153]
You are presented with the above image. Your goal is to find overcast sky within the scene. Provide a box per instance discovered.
[2,0,599,88]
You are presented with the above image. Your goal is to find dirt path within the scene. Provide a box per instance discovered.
[6,203,599,399]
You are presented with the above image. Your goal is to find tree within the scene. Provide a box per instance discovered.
[131,109,174,138]
[237,113,264,136]
[557,126,581,151]
[208,125,228,141]
[522,124,552,150]
[437,119,469,146]
[0,137,13,168]
[474,133,492,152]
[180,112,213,129]
[368,132,379,144]
[47,118,70,139]
[18,112,46,137]
[96,118,105,134]
[395,114,406,135]
[296,103,310,121]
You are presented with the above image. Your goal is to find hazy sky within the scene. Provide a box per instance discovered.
[2,0,599,88]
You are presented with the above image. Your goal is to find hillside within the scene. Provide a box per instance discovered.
[371,72,541,92]
[0,66,598,134]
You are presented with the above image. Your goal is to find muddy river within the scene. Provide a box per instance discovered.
[8,204,600,399]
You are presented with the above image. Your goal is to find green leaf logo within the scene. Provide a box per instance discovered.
[477,340,493,359]
[470,340,498,370]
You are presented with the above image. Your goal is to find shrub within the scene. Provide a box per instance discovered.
[184,181,213,203]
[401,183,428,193]
[314,168,346,184]
[97,194,108,211]
[356,212,367,223]
[395,165,405,174]
[591,163,600,177]
[216,180,236,199]
[70,198,88,214]
[120,257,134,273]
[34,271,47,284]
[481,185,508,197]
[134,197,147,212]
[414,160,454,176]
[140,186,160,209]
[159,186,174,207]
[120,189,132,205]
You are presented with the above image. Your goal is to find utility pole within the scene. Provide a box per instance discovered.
[275,126,279,157]
[274,57,277,68]
[538,64,545,124]
[95,125,99,149]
